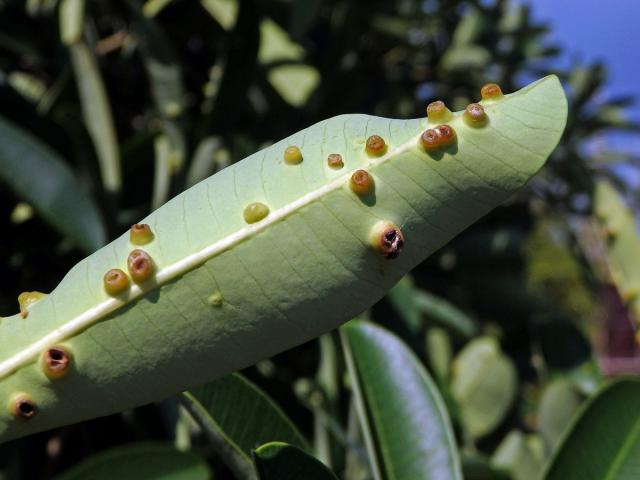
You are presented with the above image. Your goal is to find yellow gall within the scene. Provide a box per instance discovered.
[480,83,503,100]
[284,146,303,165]
[243,202,270,224]
[463,103,487,126]
[434,124,456,147]
[350,169,374,196]
[420,129,440,151]
[104,268,130,296]
[207,291,224,307]
[426,100,452,123]
[41,346,72,379]
[327,153,344,169]
[365,135,387,156]
[10,393,36,420]
[18,291,47,319]
[127,249,155,283]
[130,223,154,245]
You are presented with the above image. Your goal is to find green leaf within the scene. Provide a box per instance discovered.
[258,19,320,106]
[0,115,106,252]
[387,275,477,337]
[183,374,308,460]
[451,337,517,438]
[342,320,462,480]
[0,76,567,443]
[69,42,122,194]
[200,0,238,31]
[543,379,640,480]
[413,289,477,338]
[538,379,582,453]
[440,45,491,73]
[186,137,223,188]
[451,5,484,46]
[426,327,452,381]
[142,0,174,18]
[491,431,544,480]
[55,442,210,480]
[58,0,84,45]
[151,135,172,209]
[594,181,640,321]
[134,15,186,120]
[253,442,338,480]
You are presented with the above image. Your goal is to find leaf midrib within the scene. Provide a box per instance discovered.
[0,77,550,380]
[0,129,422,380]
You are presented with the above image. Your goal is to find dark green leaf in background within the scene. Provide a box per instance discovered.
[0,115,106,252]
[253,441,339,480]
[54,442,211,480]
[544,379,640,480]
[183,373,308,461]
[342,320,462,480]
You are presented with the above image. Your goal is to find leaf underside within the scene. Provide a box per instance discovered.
[0,75,567,443]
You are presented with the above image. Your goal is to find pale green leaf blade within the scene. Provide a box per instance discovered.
[538,379,582,454]
[594,181,640,321]
[543,379,640,480]
[342,320,462,480]
[253,442,339,480]
[0,76,567,443]
[200,0,238,30]
[58,0,84,45]
[0,115,106,252]
[55,442,211,480]
[491,431,544,480]
[186,137,222,188]
[69,42,122,194]
[451,337,517,438]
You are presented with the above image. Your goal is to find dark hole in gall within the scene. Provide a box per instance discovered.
[18,401,35,417]
[49,349,64,362]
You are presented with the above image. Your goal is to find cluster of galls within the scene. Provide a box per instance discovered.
[242,136,403,259]
[9,345,73,421]
[421,82,503,152]
[103,224,156,296]
[420,124,457,152]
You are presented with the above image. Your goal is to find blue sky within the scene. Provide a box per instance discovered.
[527,0,640,153]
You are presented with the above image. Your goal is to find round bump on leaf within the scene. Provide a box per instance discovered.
[481,83,503,100]
[463,103,487,126]
[103,268,130,296]
[327,153,344,169]
[420,129,440,151]
[284,146,303,165]
[434,124,456,147]
[127,249,155,283]
[207,291,224,307]
[365,135,387,156]
[10,393,36,420]
[130,224,154,245]
[426,100,452,123]
[370,221,405,259]
[350,169,374,196]
[41,345,72,379]
[243,202,270,224]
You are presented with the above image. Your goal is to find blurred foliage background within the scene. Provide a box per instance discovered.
[0,0,639,478]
